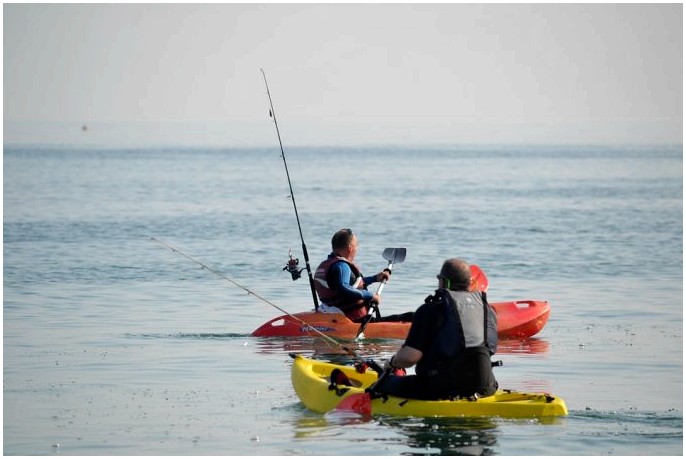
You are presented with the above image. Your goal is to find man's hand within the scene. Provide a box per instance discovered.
[383,356,397,371]
[376,270,391,283]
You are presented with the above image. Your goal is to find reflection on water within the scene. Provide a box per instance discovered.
[384,417,500,456]
[291,407,569,456]
[252,335,400,360]
[291,408,503,455]
[252,335,550,361]
[292,410,371,440]
[497,338,550,355]
[289,405,501,455]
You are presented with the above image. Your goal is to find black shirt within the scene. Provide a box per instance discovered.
[403,301,439,353]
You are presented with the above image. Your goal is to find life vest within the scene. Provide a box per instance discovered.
[314,254,368,321]
[415,289,498,396]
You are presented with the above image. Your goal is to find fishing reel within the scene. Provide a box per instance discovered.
[283,249,304,281]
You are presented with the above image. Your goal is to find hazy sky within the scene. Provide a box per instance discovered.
[4,3,683,146]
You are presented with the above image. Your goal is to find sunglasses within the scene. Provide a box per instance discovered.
[436,275,452,289]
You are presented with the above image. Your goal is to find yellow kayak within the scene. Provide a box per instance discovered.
[291,354,568,418]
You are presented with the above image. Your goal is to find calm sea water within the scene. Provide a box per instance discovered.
[4,144,683,455]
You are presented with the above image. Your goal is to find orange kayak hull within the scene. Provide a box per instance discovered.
[251,300,550,340]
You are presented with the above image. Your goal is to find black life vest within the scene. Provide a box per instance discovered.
[313,254,368,321]
[415,289,498,396]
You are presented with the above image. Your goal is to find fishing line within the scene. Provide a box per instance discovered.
[260,69,320,312]
[149,237,378,368]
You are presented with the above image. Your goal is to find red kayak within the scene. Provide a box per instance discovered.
[252,264,549,340]
[251,299,550,340]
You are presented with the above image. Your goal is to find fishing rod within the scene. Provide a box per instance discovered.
[260,69,320,312]
[149,237,382,371]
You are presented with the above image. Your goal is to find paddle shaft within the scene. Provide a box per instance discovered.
[354,262,395,340]
[374,261,394,297]
[260,69,319,312]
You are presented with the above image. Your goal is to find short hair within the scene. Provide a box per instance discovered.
[331,228,354,251]
[439,258,471,291]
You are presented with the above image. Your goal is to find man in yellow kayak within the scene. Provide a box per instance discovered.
[314,228,413,323]
[376,258,499,400]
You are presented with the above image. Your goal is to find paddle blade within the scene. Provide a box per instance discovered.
[382,247,406,264]
[470,264,489,292]
[334,393,372,416]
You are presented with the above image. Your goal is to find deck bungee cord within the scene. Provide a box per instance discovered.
[260,69,320,312]
[149,237,384,372]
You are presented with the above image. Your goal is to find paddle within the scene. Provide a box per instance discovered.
[334,366,392,415]
[354,247,407,340]
[334,390,373,415]
[470,264,489,292]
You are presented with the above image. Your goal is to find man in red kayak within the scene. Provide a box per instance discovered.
[375,258,498,399]
[314,228,414,323]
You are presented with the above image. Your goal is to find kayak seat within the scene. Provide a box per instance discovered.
[327,369,363,397]
[330,368,353,386]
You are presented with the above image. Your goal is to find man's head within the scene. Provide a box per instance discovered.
[437,258,472,291]
[331,228,358,261]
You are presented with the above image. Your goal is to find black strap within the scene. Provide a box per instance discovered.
[481,291,488,346]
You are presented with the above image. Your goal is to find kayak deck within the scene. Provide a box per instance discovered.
[291,354,568,418]
[252,300,550,340]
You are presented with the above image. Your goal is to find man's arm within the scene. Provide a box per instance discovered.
[385,303,433,369]
[328,261,373,302]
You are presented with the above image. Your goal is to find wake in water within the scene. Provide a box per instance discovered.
[130,332,250,339]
